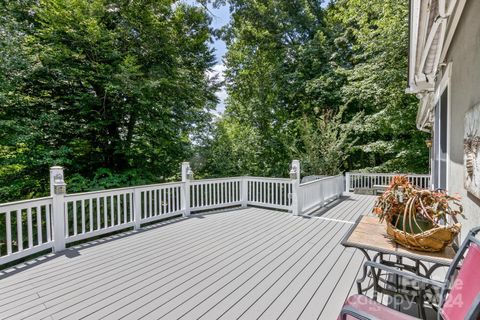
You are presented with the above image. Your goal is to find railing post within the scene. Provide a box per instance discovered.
[50,166,66,252]
[241,176,248,208]
[345,172,351,193]
[133,188,142,230]
[181,162,192,217]
[290,160,301,216]
[291,179,300,216]
[338,175,343,198]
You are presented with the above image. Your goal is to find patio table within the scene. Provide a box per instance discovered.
[341,215,456,318]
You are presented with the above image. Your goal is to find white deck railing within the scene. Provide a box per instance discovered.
[246,177,292,210]
[298,175,344,214]
[0,197,54,265]
[1,162,430,266]
[64,187,136,243]
[136,182,183,224]
[345,172,430,191]
[190,177,242,211]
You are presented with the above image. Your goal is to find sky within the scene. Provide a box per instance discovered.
[208,3,230,62]
[206,3,230,115]
[184,0,230,115]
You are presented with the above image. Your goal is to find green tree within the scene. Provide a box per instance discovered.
[297,107,360,176]
[329,0,429,172]
[197,116,265,177]
[0,0,218,201]
[202,0,428,177]
[207,0,340,176]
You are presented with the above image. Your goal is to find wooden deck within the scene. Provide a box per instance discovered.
[0,194,376,320]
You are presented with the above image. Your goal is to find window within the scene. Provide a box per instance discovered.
[432,87,448,190]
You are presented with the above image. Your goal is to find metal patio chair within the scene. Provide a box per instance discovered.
[338,226,480,320]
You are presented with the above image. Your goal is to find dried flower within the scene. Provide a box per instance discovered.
[372,175,464,232]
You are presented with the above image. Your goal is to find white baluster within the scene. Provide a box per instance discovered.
[81,200,86,234]
[46,205,51,242]
[6,211,12,254]
[27,207,33,248]
[5,211,12,254]
[89,198,94,232]
[123,194,127,223]
[36,206,43,245]
[73,201,78,235]
[96,197,101,230]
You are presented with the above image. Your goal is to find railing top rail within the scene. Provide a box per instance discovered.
[299,174,343,187]
[64,181,183,199]
[348,172,430,177]
[243,176,291,182]
[190,177,242,183]
[64,187,136,199]
[0,196,53,209]
[134,181,182,190]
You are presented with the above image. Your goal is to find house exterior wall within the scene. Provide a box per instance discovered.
[441,0,480,240]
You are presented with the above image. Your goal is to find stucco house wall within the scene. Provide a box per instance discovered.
[441,0,480,240]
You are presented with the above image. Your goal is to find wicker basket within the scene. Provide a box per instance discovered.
[386,221,461,252]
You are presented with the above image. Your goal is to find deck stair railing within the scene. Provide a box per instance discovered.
[0,160,429,266]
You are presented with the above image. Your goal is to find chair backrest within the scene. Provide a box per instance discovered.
[439,226,480,320]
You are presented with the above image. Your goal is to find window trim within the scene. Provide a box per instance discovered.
[433,63,452,191]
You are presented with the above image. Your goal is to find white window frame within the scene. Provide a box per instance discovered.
[433,63,452,190]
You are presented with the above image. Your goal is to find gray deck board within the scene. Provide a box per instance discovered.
[0,194,377,320]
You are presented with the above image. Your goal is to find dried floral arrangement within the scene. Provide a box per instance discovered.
[373,176,464,251]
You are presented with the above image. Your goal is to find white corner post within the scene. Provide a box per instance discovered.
[338,175,343,198]
[181,162,192,217]
[290,160,301,216]
[133,188,142,230]
[241,176,248,208]
[50,166,66,252]
[345,172,351,193]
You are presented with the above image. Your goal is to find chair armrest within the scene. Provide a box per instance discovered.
[364,261,444,289]
[339,305,380,320]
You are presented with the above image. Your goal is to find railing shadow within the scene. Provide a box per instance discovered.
[307,195,357,218]
[0,216,176,279]
[0,208,245,279]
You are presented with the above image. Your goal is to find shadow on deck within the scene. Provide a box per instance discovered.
[0,194,378,320]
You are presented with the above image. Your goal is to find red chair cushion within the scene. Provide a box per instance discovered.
[338,294,418,320]
[441,243,480,320]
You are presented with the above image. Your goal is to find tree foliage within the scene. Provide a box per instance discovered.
[0,0,429,202]
[0,0,218,201]
[201,0,428,178]
[329,0,428,173]
[297,107,361,176]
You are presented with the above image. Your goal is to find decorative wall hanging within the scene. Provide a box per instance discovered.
[464,103,480,199]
